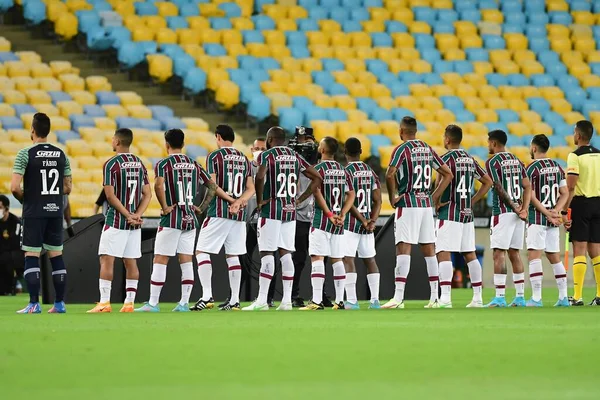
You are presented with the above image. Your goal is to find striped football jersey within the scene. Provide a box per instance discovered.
[344,161,380,234]
[437,149,487,223]
[206,147,251,221]
[388,139,444,208]
[258,146,310,222]
[313,160,354,235]
[103,153,149,230]
[485,152,527,216]
[155,154,210,230]
[526,158,566,226]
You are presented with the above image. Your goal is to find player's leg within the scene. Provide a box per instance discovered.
[358,232,379,308]
[300,228,329,310]
[243,218,279,310]
[173,229,195,311]
[43,217,67,313]
[120,229,142,312]
[342,230,360,309]
[419,208,439,308]
[17,218,43,313]
[486,214,513,307]
[330,233,347,309]
[463,252,483,307]
[525,224,545,307]
[276,221,296,310]
[221,221,246,310]
[435,220,462,308]
[193,218,228,309]
[382,208,418,308]
[291,221,310,307]
[138,228,177,311]
[507,216,526,307]
[545,238,568,307]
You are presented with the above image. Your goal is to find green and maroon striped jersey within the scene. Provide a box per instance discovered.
[103,153,149,230]
[206,147,251,221]
[344,161,380,234]
[313,160,354,235]
[388,139,445,208]
[485,152,527,216]
[258,146,310,222]
[155,154,210,230]
[438,149,487,223]
[526,158,566,226]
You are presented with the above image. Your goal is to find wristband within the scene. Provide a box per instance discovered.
[325,211,333,218]
[560,211,568,216]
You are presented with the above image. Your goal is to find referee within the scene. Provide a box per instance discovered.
[565,120,600,306]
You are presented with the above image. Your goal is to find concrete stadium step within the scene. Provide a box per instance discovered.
[1,24,256,142]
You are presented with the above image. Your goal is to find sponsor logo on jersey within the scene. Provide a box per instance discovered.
[540,166,560,174]
[173,162,195,170]
[224,154,246,161]
[35,151,61,158]
[352,170,372,178]
[500,159,520,166]
[121,162,141,169]
[411,147,430,154]
[324,169,345,176]
[43,203,60,212]
[275,155,296,162]
[455,157,473,164]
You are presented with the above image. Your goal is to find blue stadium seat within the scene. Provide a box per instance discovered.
[525,25,546,39]
[321,0,340,8]
[566,87,587,111]
[297,18,319,32]
[557,76,579,93]
[308,7,329,20]
[385,21,407,34]
[327,83,349,95]
[96,91,120,105]
[327,108,347,122]
[529,37,549,53]
[483,35,505,49]
[313,71,335,88]
[423,72,443,85]
[399,71,422,84]
[459,9,481,23]
[305,106,327,124]
[23,0,46,25]
[107,27,131,49]
[530,73,554,87]
[0,52,18,62]
[148,105,174,120]
[454,110,475,122]
[173,54,195,78]
[389,81,410,97]
[342,20,363,33]
[116,117,141,129]
[251,15,275,30]
[240,81,261,104]
[329,7,349,24]
[71,115,96,131]
[167,16,188,30]
[528,13,549,26]
[392,107,415,120]
[437,9,458,23]
[322,58,345,71]
[453,61,473,74]
[299,0,318,7]
[503,12,526,26]
[543,111,564,127]
[228,68,249,87]
[134,2,158,16]
[117,41,145,68]
[286,31,307,46]
[501,0,521,13]
[12,104,37,117]
[138,119,162,131]
[219,2,242,17]
[48,91,72,104]
[293,96,314,113]
[414,33,435,50]
[503,24,524,34]
[183,68,207,95]
[76,10,101,35]
[243,30,264,44]
[247,95,271,121]
[421,48,441,64]
[433,21,455,34]
[83,105,106,117]
[366,59,388,75]
[527,97,551,115]
[210,17,232,30]
[441,96,464,112]
[582,101,600,119]
[549,11,572,25]
[254,0,276,12]
[203,43,227,56]
[496,109,519,123]
[239,55,260,71]
[486,73,508,87]
[367,135,391,157]
[260,57,280,70]
[350,8,370,22]
[466,48,488,61]
[591,63,600,76]
[279,108,304,133]
[356,97,378,117]
[414,7,437,25]
[455,0,476,12]
[524,0,545,13]
[250,69,269,82]
[508,74,529,87]
[548,135,566,147]
[180,3,200,17]
[371,32,393,47]
[433,60,453,74]
[362,0,382,7]
[341,0,361,7]
[290,46,310,58]
[186,145,209,160]
[588,87,600,101]
[371,107,393,122]
[55,130,80,144]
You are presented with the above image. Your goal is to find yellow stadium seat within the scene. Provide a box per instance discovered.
[270,70,291,86]
[520,110,542,125]
[206,69,228,91]
[513,50,537,65]
[144,15,168,31]
[34,104,59,117]
[388,59,410,74]
[225,43,247,58]
[311,120,336,140]
[277,18,297,31]
[178,29,201,46]
[412,60,432,73]
[332,95,356,110]
[12,76,37,91]
[359,120,382,135]
[59,74,85,92]
[188,16,210,31]
[65,0,92,12]
[482,9,503,23]
[462,73,486,87]
[68,90,96,105]
[336,121,354,142]
[362,20,385,33]
[344,59,365,75]
[410,83,432,97]
[370,83,391,98]
[496,61,520,75]
[475,109,498,123]
[133,26,154,42]
[432,0,453,8]
[123,15,143,30]
[423,121,443,135]
[346,109,368,122]
[125,105,152,119]
[421,96,443,111]
[378,145,396,169]
[506,122,529,137]
[409,21,432,34]
[307,31,329,46]
[57,101,83,118]
[291,71,311,85]
[549,98,572,114]
[574,38,595,53]
[376,97,396,110]
[586,50,600,63]
[573,11,595,25]
[0,37,9,52]
[391,33,415,48]
[155,1,178,17]
[349,32,372,48]
[431,84,454,97]
[489,49,511,64]
[287,5,308,19]
[435,109,456,126]
[392,8,413,25]
[498,86,521,100]
[370,7,391,21]
[539,86,564,100]
[332,70,354,86]
[280,58,302,73]
[414,109,434,122]
[562,50,584,65]
[49,60,73,76]
[460,35,482,49]
[85,76,111,93]
[29,63,52,78]
[550,37,572,53]
[94,117,117,131]
[146,54,174,81]
[15,51,40,64]
[319,19,341,33]
[347,83,368,97]
[396,96,420,110]
[380,120,400,138]
[0,104,16,117]
[353,47,376,61]
[581,74,600,89]
[462,122,486,137]
[520,60,544,77]
[102,105,129,119]
[463,96,484,112]
[23,89,50,105]
[569,62,591,77]
[301,58,322,74]
[117,91,143,106]
[269,45,291,61]
[473,61,494,75]
[520,86,540,98]
[263,4,286,20]
[90,142,114,158]
[444,48,466,61]
[533,122,553,135]
[247,43,270,57]
[8,129,31,143]
[563,111,586,125]
[37,77,61,92]
[454,21,477,36]
[436,33,459,49]
[264,30,286,46]
[355,71,377,86]
[3,90,26,104]
[330,32,350,47]
[504,33,528,51]
[508,99,529,112]
[156,28,177,45]
[216,56,238,70]
[440,72,462,86]
[4,61,29,77]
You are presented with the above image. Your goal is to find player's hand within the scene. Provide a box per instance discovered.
[258,198,270,208]
[193,205,205,215]
[547,215,562,227]
[161,205,175,216]
[391,196,401,208]
[564,219,572,230]
[366,220,376,233]
[549,209,559,219]
[229,200,242,214]
[517,209,528,221]
[435,201,449,212]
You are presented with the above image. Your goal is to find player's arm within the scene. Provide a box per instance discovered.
[340,189,356,222]
[64,197,72,226]
[254,164,267,207]
[313,187,339,226]
[104,185,132,219]
[133,183,152,220]
[11,148,27,202]
[492,181,519,212]
[431,164,453,206]
[529,188,559,224]
[10,174,24,203]
[154,176,171,215]
[385,165,398,206]
[63,156,72,195]
[298,165,322,204]
[238,175,256,204]
[349,205,368,225]
[472,173,492,205]
[519,176,532,218]
[564,153,579,211]
[555,179,569,213]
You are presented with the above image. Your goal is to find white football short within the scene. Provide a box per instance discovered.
[98,226,142,259]
[196,217,246,255]
[257,217,296,252]
[526,224,560,253]
[154,227,196,256]
[343,230,376,258]
[490,213,525,250]
[309,227,345,258]
[394,207,436,245]
[435,220,476,253]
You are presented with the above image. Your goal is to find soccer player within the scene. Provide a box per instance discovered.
[300,137,355,310]
[243,126,321,311]
[525,134,569,307]
[11,113,72,313]
[88,128,152,313]
[564,120,600,306]
[382,117,453,309]
[435,125,492,308]
[485,130,532,308]
[191,125,254,311]
[341,137,382,310]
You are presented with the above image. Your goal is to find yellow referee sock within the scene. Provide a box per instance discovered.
[573,256,587,301]
[593,256,600,298]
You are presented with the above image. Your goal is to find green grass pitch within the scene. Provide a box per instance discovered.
[0,288,598,400]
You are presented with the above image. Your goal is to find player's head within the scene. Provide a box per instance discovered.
[399,116,417,141]
[164,128,185,151]
[444,124,462,150]
[113,128,133,151]
[251,137,266,160]
[344,137,362,161]
[530,134,550,159]
[318,136,338,158]
[487,129,507,154]
[574,120,594,145]
[266,126,286,149]
[215,124,235,148]
[0,194,9,221]
[31,113,51,141]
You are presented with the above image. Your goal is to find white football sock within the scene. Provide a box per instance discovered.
[552,262,568,299]
[513,272,525,298]
[529,259,543,302]
[149,263,166,306]
[439,261,453,303]
[425,256,439,302]
[99,278,112,303]
[280,253,294,305]
[196,253,212,301]
[494,274,507,298]
[125,279,138,304]
[180,262,194,305]
[366,272,380,301]
[311,260,325,304]
[345,272,358,303]
[226,257,242,305]
[467,259,483,301]
[332,261,346,303]
[257,255,274,304]
[394,255,410,302]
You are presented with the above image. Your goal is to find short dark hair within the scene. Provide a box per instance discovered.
[575,120,594,141]
[0,194,9,209]
[444,124,462,145]
[400,116,417,134]
[215,124,235,142]
[115,128,133,147]
[531,134,550,153]
[267,126,286,144]
[255,137,266,142]
[322,136,338,155]
[32,113,51,138]
[344,137,362,157]
[488,129,508,146]
[165,129,184,149]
